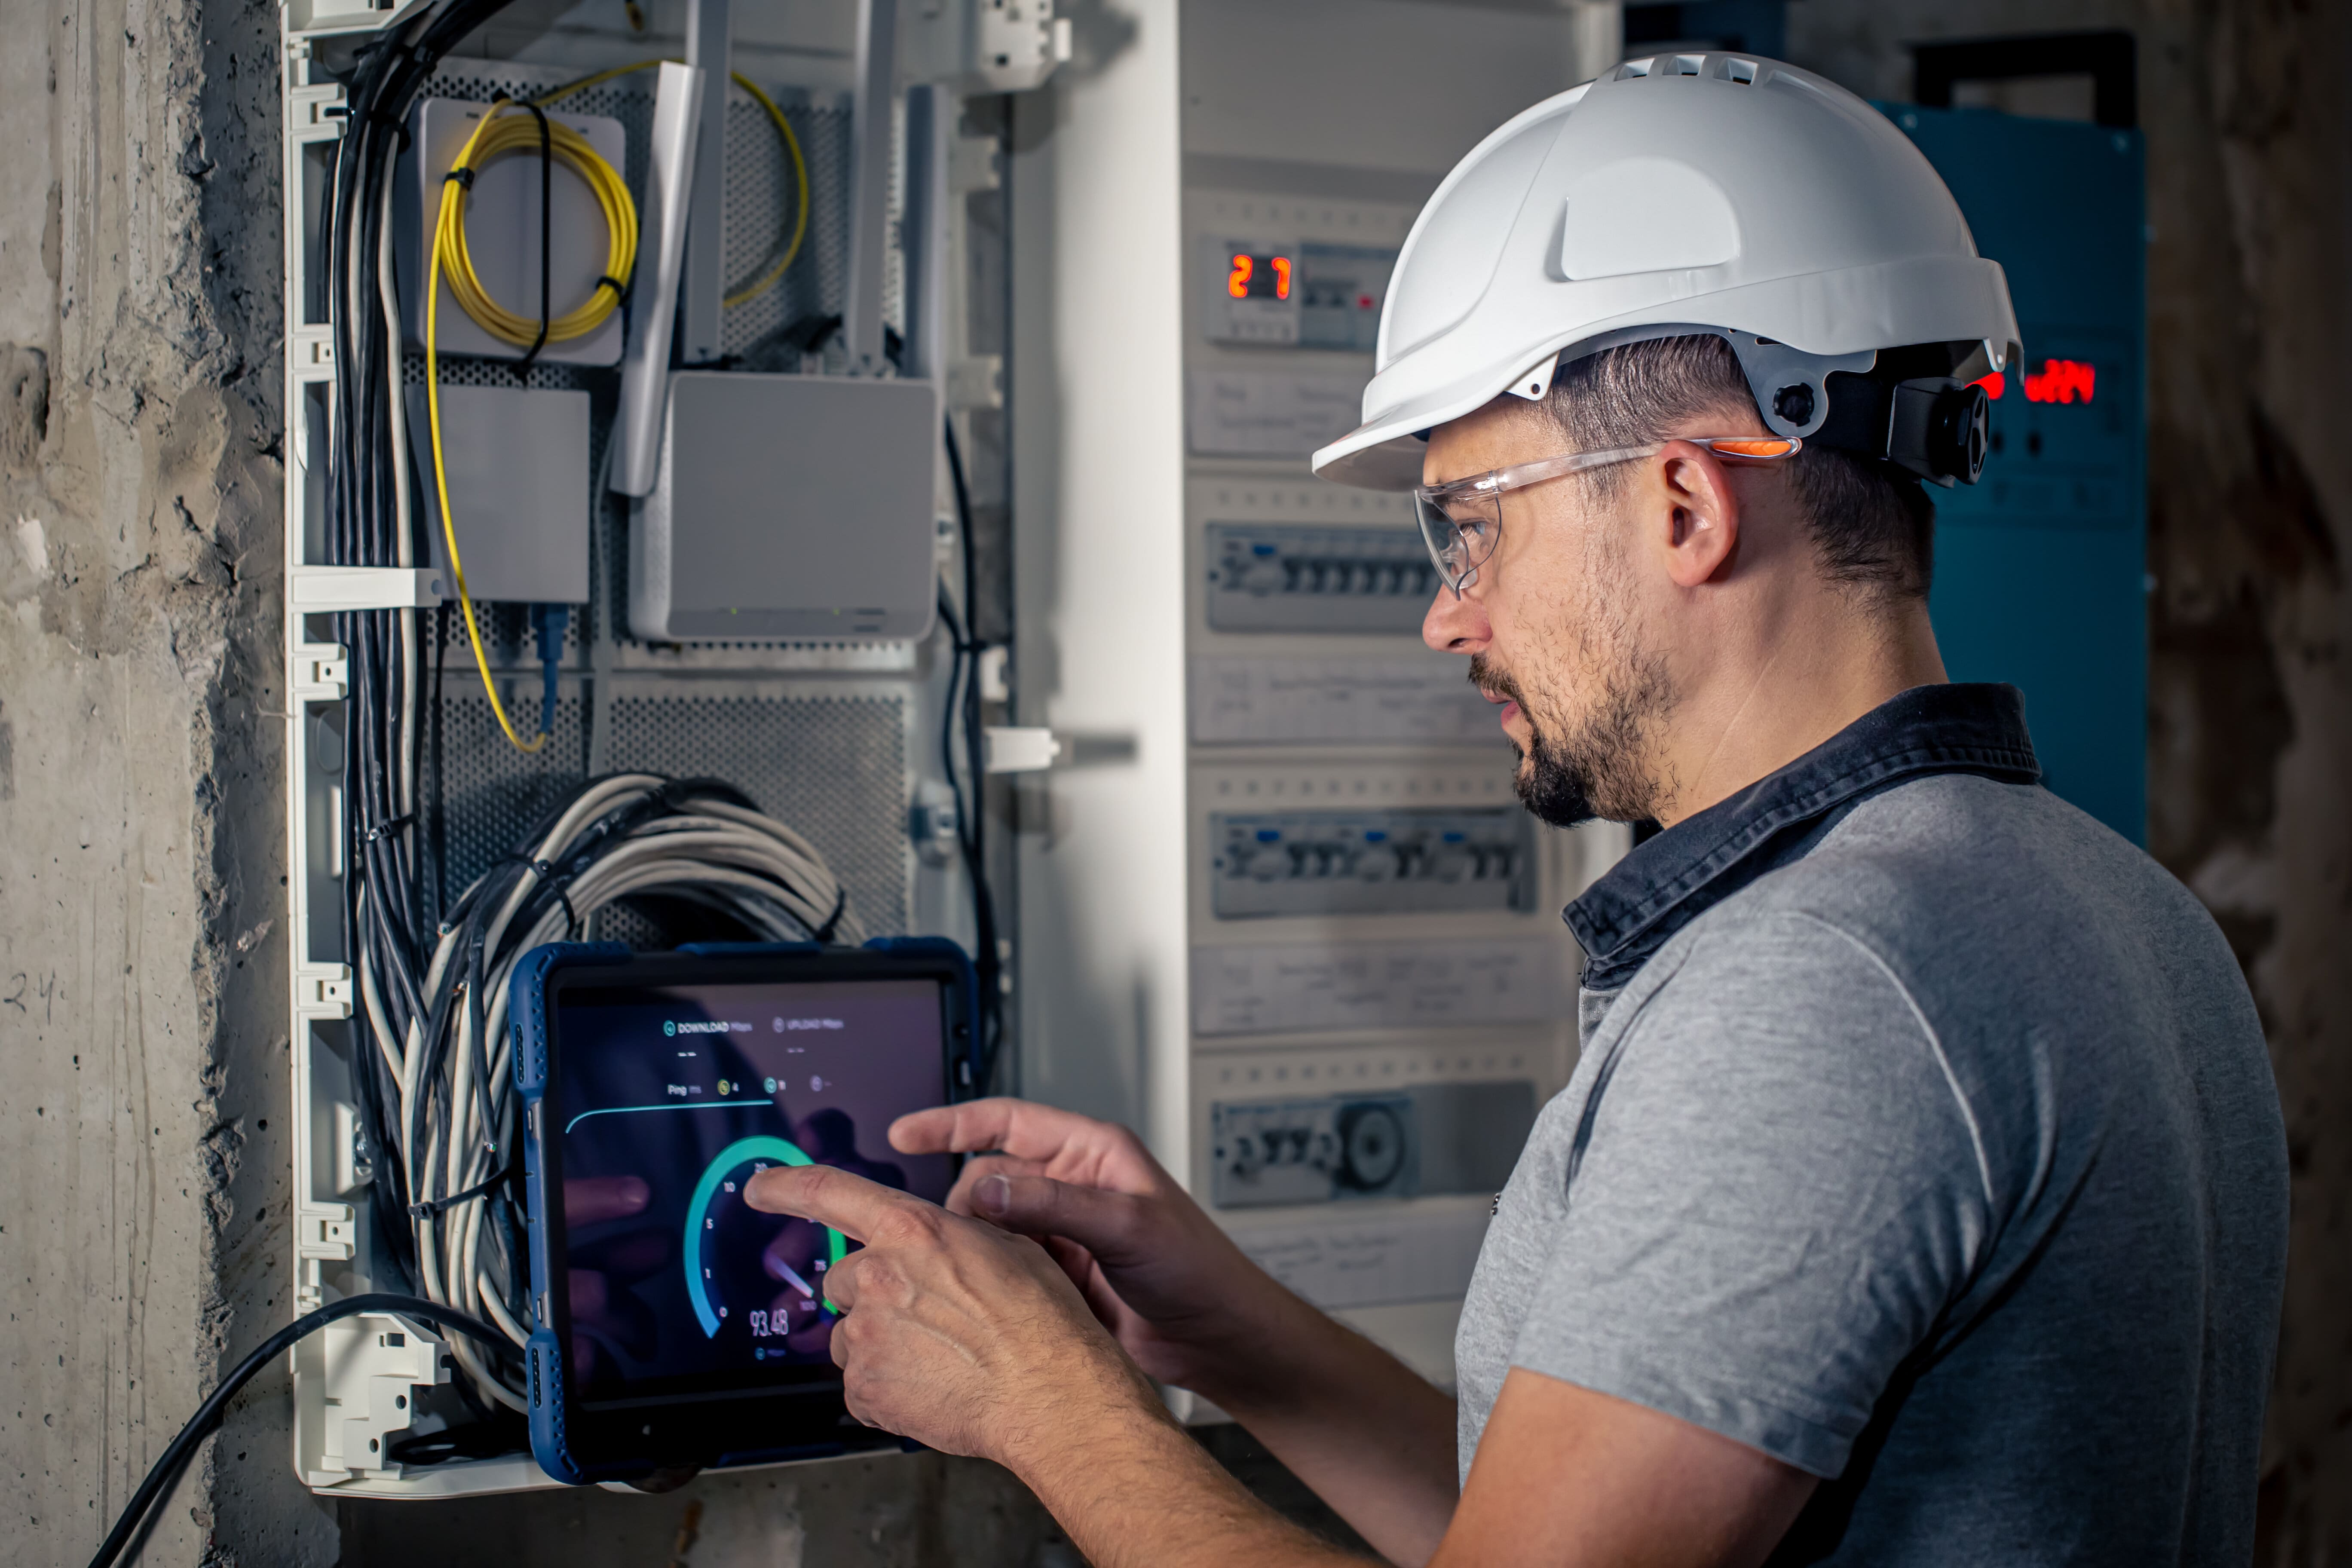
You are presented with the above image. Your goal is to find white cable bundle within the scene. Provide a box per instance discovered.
[353,773,864,1409]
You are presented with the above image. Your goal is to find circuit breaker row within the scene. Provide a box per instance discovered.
[1206,523,1435,634]
[1210,1081,1537,1207]
[1210,807,1534,918]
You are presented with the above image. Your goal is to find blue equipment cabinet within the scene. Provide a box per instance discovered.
[1882,105,2149,843]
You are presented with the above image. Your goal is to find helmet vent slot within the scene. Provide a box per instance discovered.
[1673,54,1706,77]
[1719,58,1758,85]
[1617,58,1653,79]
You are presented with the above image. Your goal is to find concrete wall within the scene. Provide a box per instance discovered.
[0,0,336,1561]
[0,0,2342,1564]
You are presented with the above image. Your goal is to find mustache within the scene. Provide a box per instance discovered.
[1469,654,1525,708]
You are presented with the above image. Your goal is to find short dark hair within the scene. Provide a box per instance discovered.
[1538,333,1936,599]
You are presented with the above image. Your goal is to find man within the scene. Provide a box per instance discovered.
[749,57,2288,1566]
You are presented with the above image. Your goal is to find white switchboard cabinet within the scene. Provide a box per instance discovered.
[1008,0,1625,1397]
[278,0,1055,1498]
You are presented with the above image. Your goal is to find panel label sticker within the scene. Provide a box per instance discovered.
[1191,937,1572,1037]
[1190,655,1496,745]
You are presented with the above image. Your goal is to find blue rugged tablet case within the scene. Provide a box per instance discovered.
[511,937,978,1484]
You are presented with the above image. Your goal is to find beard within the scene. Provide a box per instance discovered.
[1472,647,1675,828]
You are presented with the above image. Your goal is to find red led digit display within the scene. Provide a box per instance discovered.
[1971,360,2097,405]
[2023,358,2095,404]
[1225,252,1294,302]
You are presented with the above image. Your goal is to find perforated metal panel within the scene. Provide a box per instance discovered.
[720,96,854,358]
[429,692,589,920]
[605,691,913,935]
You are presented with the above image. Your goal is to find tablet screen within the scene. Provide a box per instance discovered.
[550,976,955,1406]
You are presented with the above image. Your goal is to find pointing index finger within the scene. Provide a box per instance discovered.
[888,1098,1090,1160]
[744,1162,929,1243]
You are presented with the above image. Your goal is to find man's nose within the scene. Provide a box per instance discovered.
[1424,579,1490,654]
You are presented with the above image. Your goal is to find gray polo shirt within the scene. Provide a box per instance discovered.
[1455,685,2286,1563]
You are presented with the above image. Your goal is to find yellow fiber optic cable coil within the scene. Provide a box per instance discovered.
[436,102,640,350]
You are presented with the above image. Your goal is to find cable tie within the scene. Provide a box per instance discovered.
[555,884,580,939]
[409,1161,512,1219]
[515,854,582,938]
[594,274,627,301]
[513,100,554,371]
[363,811,416,845]
[443,166,476,190]
[812,885,849,945]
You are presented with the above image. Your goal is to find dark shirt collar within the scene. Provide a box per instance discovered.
[1566,683,2041,992]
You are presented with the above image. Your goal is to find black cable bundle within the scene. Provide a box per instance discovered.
[320,0,527,1297]
[940,419,1007,1092]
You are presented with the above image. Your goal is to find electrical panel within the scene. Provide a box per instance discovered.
[1210,807,1534,918]
[280,0,1057,1499]
[1204,522,1435,634]
[1009,0,1619,1401]
[1211,1081,1537,1207]
[1295,244,1392,354]
[1887,104,2149,842]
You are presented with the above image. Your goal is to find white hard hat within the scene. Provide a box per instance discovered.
[1313,53,2022,491]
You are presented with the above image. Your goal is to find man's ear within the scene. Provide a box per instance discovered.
[1646,440,1742,589]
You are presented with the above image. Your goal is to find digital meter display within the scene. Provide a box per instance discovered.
[1974,358,2097,404]
[1226,251,1294,300]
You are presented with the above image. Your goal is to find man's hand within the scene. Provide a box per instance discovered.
[886,1098,1305,1399]
[743,1161,1164,1466]
[888,1099,1463,1565]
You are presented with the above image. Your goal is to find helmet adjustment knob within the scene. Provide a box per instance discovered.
[1771,384,1816,426]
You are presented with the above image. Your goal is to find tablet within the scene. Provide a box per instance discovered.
[512,939,975,1483]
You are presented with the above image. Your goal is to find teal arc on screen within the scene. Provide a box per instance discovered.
[683,1135,850,1339]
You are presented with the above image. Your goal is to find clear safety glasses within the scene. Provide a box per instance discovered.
[1411,436,1803,594]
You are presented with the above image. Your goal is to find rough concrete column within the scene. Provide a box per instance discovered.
[0,0,327,1561]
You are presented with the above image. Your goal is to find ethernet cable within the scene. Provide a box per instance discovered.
[937,418,1006,1092]
[358,774,865,1414]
